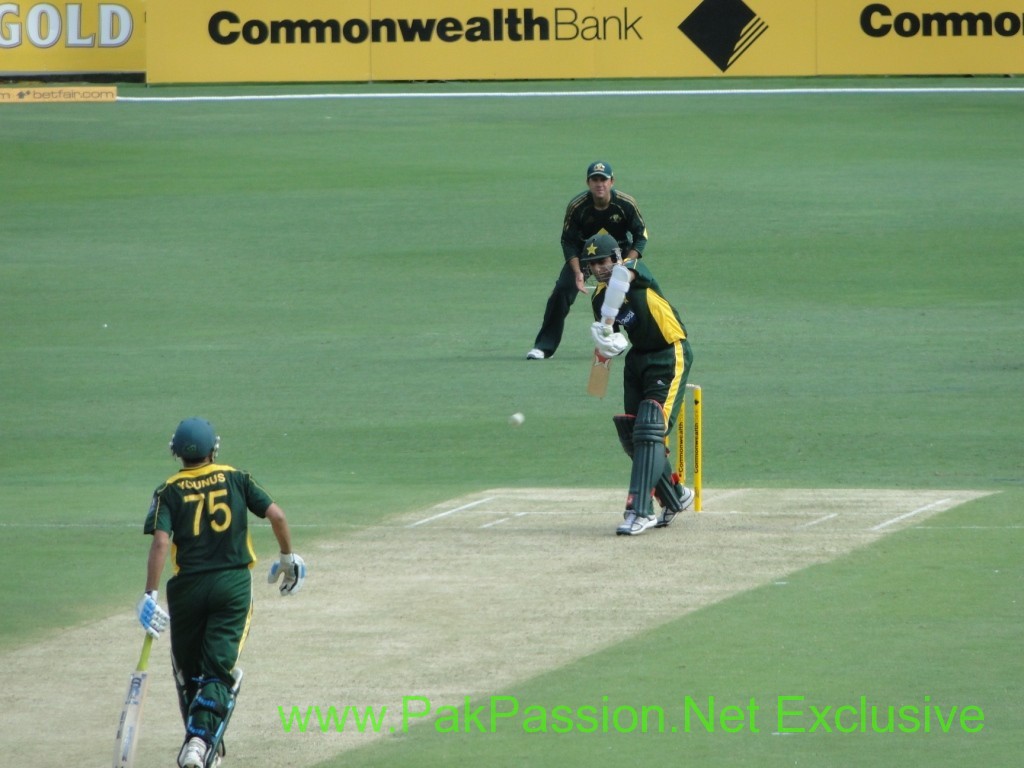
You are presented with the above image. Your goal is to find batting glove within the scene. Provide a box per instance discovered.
[594,330,629,358]
[268,552,307,596]
[136,591,169,638]
[590,321,613,340]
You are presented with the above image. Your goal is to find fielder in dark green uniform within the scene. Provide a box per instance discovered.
[527,160,649,360]
[137,417,305,768]
[579,234,695,536]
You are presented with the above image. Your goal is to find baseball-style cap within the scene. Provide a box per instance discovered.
[586,161,613,179]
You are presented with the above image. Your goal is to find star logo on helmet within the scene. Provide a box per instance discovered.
[586,242,598,255]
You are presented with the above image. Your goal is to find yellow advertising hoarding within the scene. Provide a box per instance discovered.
[147,0,372,83]
[365,0,815,81]
[0,1,145,74]
[145,0,816,84]
[819,1,1024,75]
[0,84,116,101]
[3,1,1020,82]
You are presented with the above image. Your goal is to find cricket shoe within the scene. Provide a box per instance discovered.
[179,737,207,768]
[617,510,657,536]
[656,486,695,528]
[526,348,546,360]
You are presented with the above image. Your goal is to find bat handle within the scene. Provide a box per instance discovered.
[138,633,154,670]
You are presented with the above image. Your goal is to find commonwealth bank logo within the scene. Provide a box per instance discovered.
[678,0,769,72]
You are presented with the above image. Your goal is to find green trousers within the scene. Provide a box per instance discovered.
[622,339,693,432]
[167,566,252,740]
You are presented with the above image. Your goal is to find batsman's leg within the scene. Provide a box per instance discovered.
[173,664,193,727]
[614,417,688,528]
[654,342,695,526]
[613,414,636,458]
[177,671,242,768]
[617,400,666,536]
[654,469,695,528]
[206,669,243,767]
[614,412,692,528]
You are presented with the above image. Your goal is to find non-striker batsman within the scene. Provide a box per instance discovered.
[137,417,306,767]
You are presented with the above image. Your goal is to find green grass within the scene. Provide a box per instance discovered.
[1,77,1021,765]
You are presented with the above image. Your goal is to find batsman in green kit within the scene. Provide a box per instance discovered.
[137,417,306,768]
[579,234,696,536]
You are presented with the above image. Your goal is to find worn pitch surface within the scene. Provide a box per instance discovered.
[3,487,989,767]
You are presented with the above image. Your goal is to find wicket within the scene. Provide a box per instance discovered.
[674,383,703,512]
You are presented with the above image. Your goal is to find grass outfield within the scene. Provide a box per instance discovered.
[1,78,1021,766]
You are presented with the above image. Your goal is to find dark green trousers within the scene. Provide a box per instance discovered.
[167,566,252,737]
[622,339,693,432]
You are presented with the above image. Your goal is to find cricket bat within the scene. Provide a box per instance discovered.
[113,633,154,768]
[586,349,612,398]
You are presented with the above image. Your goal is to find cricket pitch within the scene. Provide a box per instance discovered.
[1,487,990,767]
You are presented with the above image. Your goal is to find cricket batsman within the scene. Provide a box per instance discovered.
[137,417,306,767]
[579,234,696,535]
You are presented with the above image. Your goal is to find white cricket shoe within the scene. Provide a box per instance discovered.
[526,348,546,360]
[679,485,695,510]
[657,486,695,528]
[179,737,208,768]
[617,510,657,536]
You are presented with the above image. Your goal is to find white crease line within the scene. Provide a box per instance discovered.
[704,489,748,504]
[480,512,529,529]
[869,498,952,532]
[796,512,839,529]
[406,497,495,528]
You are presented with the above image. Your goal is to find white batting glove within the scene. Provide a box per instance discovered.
[595,331,629,358]
[136,591,169,638]
[268,552,307,596]
[590,321,613,341]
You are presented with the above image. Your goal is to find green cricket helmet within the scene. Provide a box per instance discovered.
[170,417,220,461]
[579,233,622,279]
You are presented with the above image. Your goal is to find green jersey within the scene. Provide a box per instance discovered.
[561,188,648,261]
[592,260,687,354]
[144,463,274,577]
